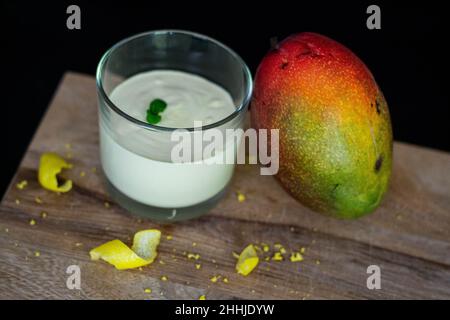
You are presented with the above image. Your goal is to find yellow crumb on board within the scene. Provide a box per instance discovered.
[236,244,259,276]
[198,295,206,300]
[272,252,283,261]
[16,180,28,190]
[236,191,246,202]
[290,252,304,262]
[29,219,36,226]
[187,253,200,260]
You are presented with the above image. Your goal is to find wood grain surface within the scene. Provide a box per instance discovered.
[0,72,449,299]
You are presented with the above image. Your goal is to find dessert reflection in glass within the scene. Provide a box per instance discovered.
[96,30,253,221]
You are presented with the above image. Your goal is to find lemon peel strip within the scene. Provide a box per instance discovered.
[38,152,73,192]
[236,244,259,276]
[90,229,161,270]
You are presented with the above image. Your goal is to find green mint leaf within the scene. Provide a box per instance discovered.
[146,112,161,124]
[149,99,167,114]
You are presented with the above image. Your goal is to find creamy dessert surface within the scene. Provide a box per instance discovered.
[110,70,236,128]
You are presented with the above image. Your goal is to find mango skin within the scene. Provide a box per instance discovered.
[251,33,393,219]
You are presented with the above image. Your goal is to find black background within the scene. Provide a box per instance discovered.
[1,1,449,197]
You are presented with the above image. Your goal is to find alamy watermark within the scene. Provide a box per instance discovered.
[66,265,81,290]
[170,121,280,176]
[366,5,381,30]
[366,265,381,290]
[66,5,81,30]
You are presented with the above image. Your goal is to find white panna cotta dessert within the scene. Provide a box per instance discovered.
[99,70,239,209]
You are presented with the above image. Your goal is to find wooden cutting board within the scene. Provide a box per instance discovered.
[1,72,449,299]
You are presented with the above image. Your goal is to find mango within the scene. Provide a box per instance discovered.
[251,33,392,219]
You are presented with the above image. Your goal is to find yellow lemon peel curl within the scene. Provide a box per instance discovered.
[38,152,73,192]
[90,229,161,270]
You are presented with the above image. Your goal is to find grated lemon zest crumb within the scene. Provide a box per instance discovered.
[272,252,283,261]
[187,253,200,260]
[16,180,28,190]
[236,191,246,202]
[290,252,304,262]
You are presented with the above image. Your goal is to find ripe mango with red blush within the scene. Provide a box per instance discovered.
[251,33,392,219]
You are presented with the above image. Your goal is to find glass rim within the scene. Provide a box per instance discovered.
[96,29,253,132]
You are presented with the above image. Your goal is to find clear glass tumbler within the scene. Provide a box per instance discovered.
[96,30,252,222]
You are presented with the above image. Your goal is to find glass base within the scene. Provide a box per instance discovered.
[103,176,227,222]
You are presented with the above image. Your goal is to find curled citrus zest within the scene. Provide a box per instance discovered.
[89,229,161,270]
[38,153,73,192]
[236,244,259,276]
